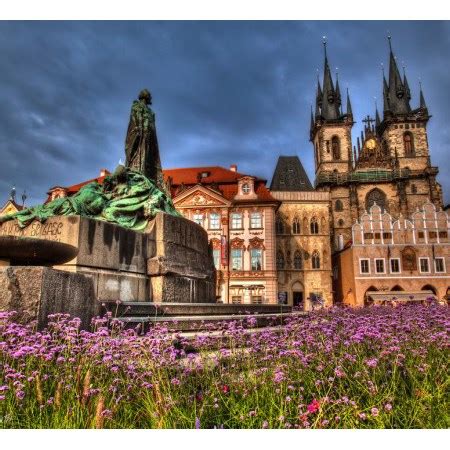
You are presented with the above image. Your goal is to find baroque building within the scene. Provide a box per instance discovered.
[164,165,279,304]
[270,156,333,309]
[310,38,448,304]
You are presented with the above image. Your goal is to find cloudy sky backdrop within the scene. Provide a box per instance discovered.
[0,21,449,205]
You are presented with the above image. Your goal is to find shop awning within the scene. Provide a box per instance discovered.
[366,290,437,302]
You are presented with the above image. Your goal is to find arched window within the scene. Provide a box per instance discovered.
[332,136,340,160]
[292,217,301,234]
[338,218,344,227]
[276,216,284,234]
[312,250,321,269]
[366,188,387,212]
[276,251,285,270]
[403,132,415,156]
[293,251,303,270]
[310,217,319,234]
[335,199,343,212]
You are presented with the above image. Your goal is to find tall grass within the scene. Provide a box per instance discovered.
[0,305,448,428]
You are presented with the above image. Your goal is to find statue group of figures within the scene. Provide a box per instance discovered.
[1,89,177,230]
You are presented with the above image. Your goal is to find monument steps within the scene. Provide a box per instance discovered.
[104,301,300,332]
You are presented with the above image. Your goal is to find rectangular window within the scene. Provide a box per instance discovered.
[231,213,242,229]
[375,259,385,274]
[250,212,262,229]
[250,249,263,271]
[193,213,204,226]
[231,249,243,271]
[212,249,220,269]
[231,296,242,304]
[439,231,448,239]
[364,232,373,240]
[390,258,400,274]
[360,259,370,274]
[383,232,392,239]
[251,295,263,304]
[428,231,437,239]
[435,257,445,273]
[418,231,425,239]
[209,213,220,230]
[374,232,381,240]
[419,258,430,273]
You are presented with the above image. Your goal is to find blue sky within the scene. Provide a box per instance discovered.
[0,21,449,205]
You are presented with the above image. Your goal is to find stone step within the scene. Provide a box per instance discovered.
[115,311,304,332]
[106,301,292,317]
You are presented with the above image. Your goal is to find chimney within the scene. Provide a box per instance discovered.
[100,168,109,177]
[230,164,237,172]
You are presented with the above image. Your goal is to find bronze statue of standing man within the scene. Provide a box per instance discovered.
[125,89,165,191]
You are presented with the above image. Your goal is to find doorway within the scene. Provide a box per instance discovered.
[293,291,303,307]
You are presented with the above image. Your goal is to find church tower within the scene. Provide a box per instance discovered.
[375,36,443,213]
[310,37,443,254]
[310,41,354,178]
[310,40,355,251]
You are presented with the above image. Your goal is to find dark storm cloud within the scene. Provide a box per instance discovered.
[0,21,449,205]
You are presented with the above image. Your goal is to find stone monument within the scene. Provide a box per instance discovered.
[0,90,216,329]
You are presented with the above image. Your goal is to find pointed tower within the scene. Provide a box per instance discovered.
[378,36,432,164]
[376,37,441,212]
[310,39,354,185]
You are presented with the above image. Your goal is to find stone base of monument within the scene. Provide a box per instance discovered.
[103,301,297,333]
[0,212,216,329]
[0,266,97,330]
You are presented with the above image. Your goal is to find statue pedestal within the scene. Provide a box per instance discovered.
[0,212,216,328]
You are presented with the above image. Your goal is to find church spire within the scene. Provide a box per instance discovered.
[375,101,381,127]
[310,104,315,131]
[335,70,342,110]
[386,35,411,114]
[320,37,340,120]
[403,66,411,101]
[346,88,353,117]
[419,81,428,110]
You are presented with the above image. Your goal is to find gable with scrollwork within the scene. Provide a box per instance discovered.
[173,185,230,208]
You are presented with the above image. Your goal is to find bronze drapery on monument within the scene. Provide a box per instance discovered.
[125,89,165,192]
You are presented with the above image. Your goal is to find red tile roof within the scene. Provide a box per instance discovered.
[46,166,277,204]
[165,166,277,203]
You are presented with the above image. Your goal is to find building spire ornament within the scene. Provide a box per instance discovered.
[346,87,353,117]
[419,80,428,110]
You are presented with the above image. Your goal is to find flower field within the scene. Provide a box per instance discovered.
[0,305,449,429]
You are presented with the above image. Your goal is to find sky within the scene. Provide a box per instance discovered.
[0,21,449,206]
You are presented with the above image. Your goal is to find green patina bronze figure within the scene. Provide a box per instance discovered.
[125,89,165,192]
[0,166,179,231]
[0,89,177,231]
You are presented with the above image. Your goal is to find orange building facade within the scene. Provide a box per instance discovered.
[165,165,280,304]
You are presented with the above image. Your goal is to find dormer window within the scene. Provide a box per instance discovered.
[201,171,210,178]
[242,183,250,194]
